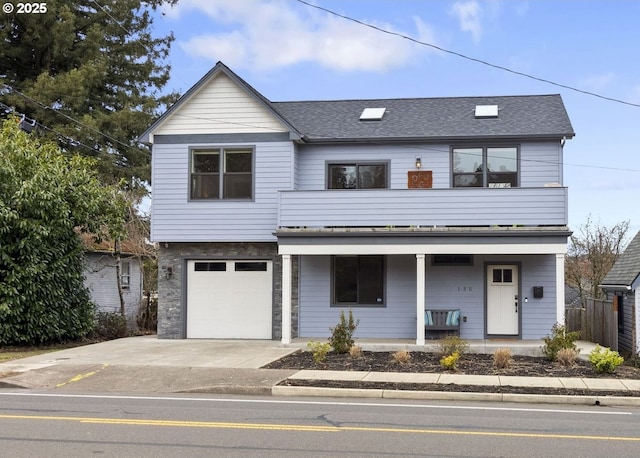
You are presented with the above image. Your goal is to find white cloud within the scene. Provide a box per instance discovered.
[166,0,438,72]
[449,0,483,43]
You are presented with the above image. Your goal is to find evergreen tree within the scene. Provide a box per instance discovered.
[0,120,126,345]
[0,0,178,188]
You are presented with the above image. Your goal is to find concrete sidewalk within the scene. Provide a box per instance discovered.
[1,336,639,406]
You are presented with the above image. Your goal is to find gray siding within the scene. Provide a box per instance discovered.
[298,255,416,338]
[83,253,143,321]
[298,254,559,340]
[296,143,450,190]
[520,141,563,187]
[278,187,568,227]
[295,141,562,191]
[151,141,294,242]
[605,290,636,354]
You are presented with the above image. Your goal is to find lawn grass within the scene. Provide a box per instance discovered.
[0,348,61,363]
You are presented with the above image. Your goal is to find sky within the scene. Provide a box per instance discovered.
[151,0,640,236]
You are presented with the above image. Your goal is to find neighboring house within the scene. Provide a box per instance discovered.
[139,62,575,344]
[601,231,640,354]
[82,236,144,323]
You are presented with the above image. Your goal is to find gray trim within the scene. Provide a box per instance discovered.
[484,262,522,339]
[450,144,520,188]
[154,133,291,144]
[188,145,256,202]
[330,255,387,307]
[275,227,572,239]
[324,160,391,189]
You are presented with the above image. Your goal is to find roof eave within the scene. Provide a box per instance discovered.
[300,133,575,144]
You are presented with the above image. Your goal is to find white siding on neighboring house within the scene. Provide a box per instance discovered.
[83,253,143,320]
[152,73,288,136]
[151,141,294,242]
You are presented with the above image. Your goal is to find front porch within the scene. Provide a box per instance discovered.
[278,227,571,346]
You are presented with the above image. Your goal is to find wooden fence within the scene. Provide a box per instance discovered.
[565,297,617,351]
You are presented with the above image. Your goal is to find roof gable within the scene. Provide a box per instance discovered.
[139,62,300,143]
[602,230,640,289]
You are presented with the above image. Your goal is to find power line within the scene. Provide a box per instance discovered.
[295,0,640,109]
[167,110,639,173]
[0,100,103,154]
[5,84,135,151]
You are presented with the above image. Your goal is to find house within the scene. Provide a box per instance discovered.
[139,62,575,344]
[82,236,144,324]
[601,230,640,354]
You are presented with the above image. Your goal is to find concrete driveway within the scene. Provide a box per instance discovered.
[0,336,300,393]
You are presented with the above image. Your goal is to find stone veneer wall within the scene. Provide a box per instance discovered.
[157,242,298,339]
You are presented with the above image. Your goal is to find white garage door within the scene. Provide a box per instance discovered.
[186,260,273,338]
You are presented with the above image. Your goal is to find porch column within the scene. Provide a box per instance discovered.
[555,253,565,325]
[416,253,426,345]
[281,254,292,344]
[635,288,640,353]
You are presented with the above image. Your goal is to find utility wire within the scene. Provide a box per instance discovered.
[0,100,103,154]
[163,110,640,173]
[296,0,640,109]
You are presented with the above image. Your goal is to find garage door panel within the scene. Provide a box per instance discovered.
[187,260,272,338]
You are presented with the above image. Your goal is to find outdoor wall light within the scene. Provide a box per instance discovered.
[415,156,422,169]
[162,265,173,279]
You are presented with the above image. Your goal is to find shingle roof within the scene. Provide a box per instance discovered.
[602,231,640,288]
[140,61,575,144]
[272,95,574,142]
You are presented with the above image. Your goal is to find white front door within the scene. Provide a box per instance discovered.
[486,265,519,335]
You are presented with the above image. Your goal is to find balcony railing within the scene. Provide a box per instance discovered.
[277,187,568,228]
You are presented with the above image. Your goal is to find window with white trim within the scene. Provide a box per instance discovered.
[191,148,253,199]
[120,260,130,289]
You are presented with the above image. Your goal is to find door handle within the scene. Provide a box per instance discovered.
[514,295,518,313]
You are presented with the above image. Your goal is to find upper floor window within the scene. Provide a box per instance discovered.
[191,148,253,199]
[328,163,387,189]
[452,147,518,188]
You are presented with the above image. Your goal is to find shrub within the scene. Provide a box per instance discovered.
[626,354,640,368]
[438,335,469,356]
[307,341,331,364]
[349,345,363,359]
[329,310,359,354]
[541,323,580,361]
[440,351,460,370]
[556,347,579,367]
[493,348,512,369]
[392,349,411,365]
[93,311,128,340]
[589,345,624,374]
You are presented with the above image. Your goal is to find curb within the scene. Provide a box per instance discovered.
[271,385,640,407]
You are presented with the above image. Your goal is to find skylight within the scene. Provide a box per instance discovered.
[475,105,499,118]
[359,107,386,121]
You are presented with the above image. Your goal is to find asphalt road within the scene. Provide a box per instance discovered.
[1,391,640,457]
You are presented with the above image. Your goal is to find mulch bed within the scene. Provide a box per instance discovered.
[264,350,640,397]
